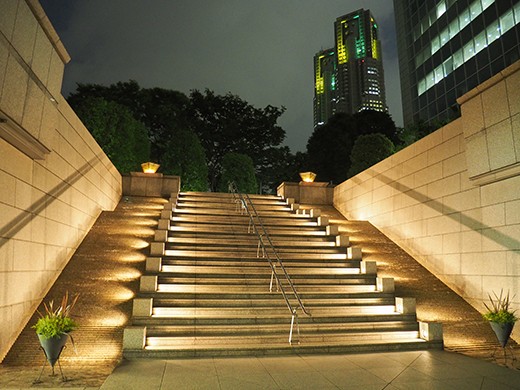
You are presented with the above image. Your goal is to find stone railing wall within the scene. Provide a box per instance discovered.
[333,60,520,341]
[0,1,121,360]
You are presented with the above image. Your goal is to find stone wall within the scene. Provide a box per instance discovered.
[334,60,520,341]
[0,0,121,360]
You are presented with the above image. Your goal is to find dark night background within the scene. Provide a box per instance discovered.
[40,0,403,152]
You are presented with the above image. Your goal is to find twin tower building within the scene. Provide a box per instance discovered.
[313,9,387,129]
[316,2,520,130]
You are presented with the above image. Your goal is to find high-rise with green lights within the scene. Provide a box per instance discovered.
[313,9,387,129]
[313,48,337,128]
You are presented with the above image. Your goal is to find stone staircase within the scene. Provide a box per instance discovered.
[123,191,443,358]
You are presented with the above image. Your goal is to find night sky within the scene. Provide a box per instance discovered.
[40,0,403,152]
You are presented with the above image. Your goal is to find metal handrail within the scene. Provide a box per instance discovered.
[228,183,311,344]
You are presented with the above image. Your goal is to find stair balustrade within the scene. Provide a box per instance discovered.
[228,183,311,344]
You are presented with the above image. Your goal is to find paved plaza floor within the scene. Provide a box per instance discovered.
[98,350,520,390]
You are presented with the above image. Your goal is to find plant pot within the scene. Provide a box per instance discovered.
[489,321,514,348]
[37,334,68,367]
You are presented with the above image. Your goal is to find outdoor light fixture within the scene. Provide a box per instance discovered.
[141,162,160,174]
[299,171,317,183]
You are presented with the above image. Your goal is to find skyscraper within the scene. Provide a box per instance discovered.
[334,9,387,115]
[313,9,387,129]
[313,48,336,128]
[394,0,520,127]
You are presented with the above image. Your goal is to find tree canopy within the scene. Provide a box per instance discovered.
[348,133,395,177]
[306,110,397,184]
[73,96,149,174]
[189,89,286,191]
[218,152,258,194]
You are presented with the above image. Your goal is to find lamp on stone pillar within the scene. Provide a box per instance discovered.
[141,162,160,174]
[299,171,316,183]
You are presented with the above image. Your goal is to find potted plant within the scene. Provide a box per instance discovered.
[32,292,79,372]
[482,289,518,348]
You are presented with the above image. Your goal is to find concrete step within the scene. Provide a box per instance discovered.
[169,224,328,235]
[162,249,350,260]
[179,192,281,201]
[132,312,417,326]
[174,202,292,212]
[157,265,362,277]
[144,321,418,337]
[154,284,377,294]
[124,338,440,358]
[164,245,346,255]
[170,215,316,226]
[165,237,338,248]
[163,232,335,242]
[160,259,361,268]
[152,296,397,308]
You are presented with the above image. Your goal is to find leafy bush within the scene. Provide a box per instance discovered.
[482,289,518,324]
[33,292,79,339]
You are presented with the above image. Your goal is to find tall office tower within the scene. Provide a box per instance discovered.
[394,0,520,127]
[313,9,387,129]
[334,9,387,115]
[313,48,337,128]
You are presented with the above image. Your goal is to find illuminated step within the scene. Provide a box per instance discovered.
[145,321,418,336]
[162,249,349,260]
[155,284,376,293]
[152,296,396,308]
[168,225,327,236]
[158,265,362,276]
[167,234,336,248]
[170,215,316,226]
[145,330,422,348]
[160,259,361,269]
[150,305,399,318]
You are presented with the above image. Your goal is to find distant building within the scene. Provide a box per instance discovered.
[313,9,387,129]
[313,48,336,128]
[394,0,520,127]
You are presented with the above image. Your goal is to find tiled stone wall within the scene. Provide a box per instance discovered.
[334,60,520,341]
[0,0,121,360]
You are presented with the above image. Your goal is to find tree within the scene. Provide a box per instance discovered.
[348,133,395,177]
[68,80,191,164]
[353,110,398,143]
[160,128,208,191]
[257,146,304,193]
[73,97,150,174]
[218,152,258,194]
[306,113,355,184]
[189,89,285,191]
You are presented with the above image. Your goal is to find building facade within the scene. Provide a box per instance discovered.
[394,0,520,127]
[313,9,387,129]
[313,48,336,128]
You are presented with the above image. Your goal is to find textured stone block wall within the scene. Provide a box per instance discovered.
[334,60,520,341]
[0,0,121,360]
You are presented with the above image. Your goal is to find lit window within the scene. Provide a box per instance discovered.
[474,30,487,54]
[470,1,482,17]
[481,0,494,9]
[418,79,426,95]
[437,1,447,18]
[440,27,450,44]
[453,49,463,69]
[486,20,500,42]
[449,18,460,39]
[443,57,454,74]
[435,66,444,83]
[500,10,515,33]
[459,9,471,30]
[426,71,435,89]
[431,35,441,55]
[463,40,475,61]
